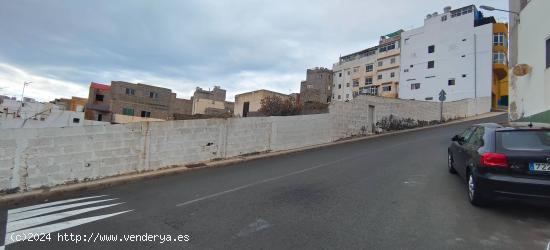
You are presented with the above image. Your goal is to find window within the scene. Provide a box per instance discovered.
[125,88,135,95]
[467,127,485,148]
[411,83,420,90]
[390,72,395,78]
[441,15,447,21]
[338,95,341,100]
[365,77,373,85]
[339,73,342,77]
[366,86,378,95]
[425,97,433,101]
[427,61,434,69]
[379,42,396,52]
[307,84,313,89]
[352,79,359,87]
[462,74,467,78]
[338,84,342,89]
[460,127,476,142]
[410,64,413,68]
[378,61,383,67]
[95,94,104,102]
[72,118,80,123]
[382,86,392,92]
[346,82,350,87]
[149,92,159,99]
[404,69,409,73]
[123,107,134,116]
[498,131,550,151]
[366,64,373,72]
[461,55,466,58]
[493,33,506,46]
[546,38,550,68]
[347,71,351,75]
[390,58,396,64]
[377,74,383,80]
[448,78,455,86]
[462,38,467,42]
[425,75,435,79]
[428,45,435,53]
[493,52,506,64]
[346,94,349,99]
[141,111,151,118]
[97,114,103,121]
[332,94,335,99]
[353,67,359,73]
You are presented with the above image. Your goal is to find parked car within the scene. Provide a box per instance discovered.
[448,122,550,206]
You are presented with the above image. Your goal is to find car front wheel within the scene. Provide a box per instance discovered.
[467,171,490,206]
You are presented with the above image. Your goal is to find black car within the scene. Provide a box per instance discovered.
[448,122,550,206]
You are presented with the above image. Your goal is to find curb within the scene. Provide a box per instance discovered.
[0,112,506,207]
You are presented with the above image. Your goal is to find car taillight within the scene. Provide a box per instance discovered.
[480,152,508,168]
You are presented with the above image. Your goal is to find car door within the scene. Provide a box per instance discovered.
[453,126,476,178]
[461,127,485,176]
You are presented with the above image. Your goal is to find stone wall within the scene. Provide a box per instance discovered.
[0,95,489,193]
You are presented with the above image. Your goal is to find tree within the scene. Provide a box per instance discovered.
[259,95,301,116]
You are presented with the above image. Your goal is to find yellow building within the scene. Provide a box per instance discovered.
[491,23,509,110]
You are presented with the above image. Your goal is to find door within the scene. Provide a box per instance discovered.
[452,126,476,178]
[368,105,375,133]
[243,102,250,117]
[461,127,485,177]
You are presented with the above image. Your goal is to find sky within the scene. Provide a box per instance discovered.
[0,0,508,102]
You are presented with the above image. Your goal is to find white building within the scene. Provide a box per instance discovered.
[0,99,106,129]
[508,0,550,122]
[399,5,494,103]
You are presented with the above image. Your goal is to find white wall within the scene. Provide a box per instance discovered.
[0,95,489,193]
[509,0,550,120]
[399,7,492,102]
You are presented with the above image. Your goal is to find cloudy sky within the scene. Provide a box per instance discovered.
[0,0,508,102]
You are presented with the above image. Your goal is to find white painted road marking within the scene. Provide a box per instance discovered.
[8,195,108,215]
[1,195,131,249]
[237,218,272,237]
[8,198,118,222]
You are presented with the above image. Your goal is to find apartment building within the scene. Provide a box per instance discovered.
[398,5,508,109]
[300,67,333,104]
[84,81,193,123]
[374,30,402,98]
[332,46,378,102]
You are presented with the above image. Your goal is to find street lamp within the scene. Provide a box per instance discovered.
[479,5,520,15]
[20,81,32,110]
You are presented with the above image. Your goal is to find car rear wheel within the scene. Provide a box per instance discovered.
[467,171,489,206]
[448,152,457,174]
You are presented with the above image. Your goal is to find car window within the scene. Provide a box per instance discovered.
[497,130,550,151]
[460,127,475,142]
[466,127,484,148]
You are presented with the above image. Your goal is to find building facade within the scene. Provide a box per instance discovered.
[374,30,402,98]
[508,0,550,122]
[331,30,402,102]
[398,5,507,108]
[300,67,333,104]
[332,46,378,102]
[234,89,289,117]
[84,81,193,123]
[191,86,233,115]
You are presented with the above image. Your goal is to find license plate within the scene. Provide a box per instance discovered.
[529,162,550,172]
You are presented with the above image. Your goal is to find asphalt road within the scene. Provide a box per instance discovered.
[2,114,550,250]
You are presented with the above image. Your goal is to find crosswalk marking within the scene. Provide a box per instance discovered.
[8,195,108,215]
[1,195,131,249]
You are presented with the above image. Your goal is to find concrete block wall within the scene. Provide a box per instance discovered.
[0,95,489,193]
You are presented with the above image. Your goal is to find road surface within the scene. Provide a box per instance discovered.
[2,114,550,249]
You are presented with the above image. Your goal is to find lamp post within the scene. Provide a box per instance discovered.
[479,5,520,22]
[20,81,32,113]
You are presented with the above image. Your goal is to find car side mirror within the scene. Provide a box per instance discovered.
[451,135,460,141]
